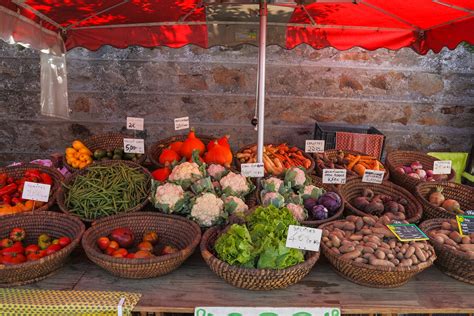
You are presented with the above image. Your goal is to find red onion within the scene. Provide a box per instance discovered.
[402,166,413,174]
[395,167,405,174]
[426,170,434,177]
[408,173,421,179]
[410,161,423,171]
[416,169,427,179]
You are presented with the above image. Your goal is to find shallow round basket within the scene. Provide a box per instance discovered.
[63,132,147,173]
[0,163,64,213]
[0,211,85,286]
[314,149,389,181]
[415,182,474,220]
[386,150,455,192]
[319,220,435,288]
[148,134,215,168]
[82,212,201,279]
[339,178,423,223]
[420,219,473,284]
[57,160,151,223]
[200,225,319,290]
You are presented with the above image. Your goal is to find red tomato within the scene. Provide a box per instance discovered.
[104,247,116,256]
[24,244,40,256]
[0,238,13,249]
[96,237,110,251]
[112,248,128,258]
[137,241,153,252]
[27,250,46,261]
[108,240,119,251]
[2,242,24,256]
[45,244,62,255]
[2,253,26,265]
[58,237,71,248]
[126,253,136,259]
[9,228,26,242]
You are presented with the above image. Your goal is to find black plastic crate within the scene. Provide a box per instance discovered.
[314,122,386,159]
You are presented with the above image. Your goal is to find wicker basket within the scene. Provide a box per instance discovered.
[0,211,85,286]
[339,178,423,223]
[0,163,64,213]
[200,225,319,290]
[314,149,389,181]
[63,132,147,172]
[82,212,201,279]
[57,161,151,223]
[386,150,455,192]
[234,143,315,175]
[148,134,215,168]
[319,220,435,288]
[415,182,474,220]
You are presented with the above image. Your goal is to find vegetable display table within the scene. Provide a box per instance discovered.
[15,251,474,315]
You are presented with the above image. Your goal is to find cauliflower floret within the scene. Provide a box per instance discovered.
[207,164,227,180]
[219,172,250,196]
[286,203,307,222]
[154,183,185,211]
[169,162,202,182]
[191,193,225,227]
[261,191,285,208]
[262,177,284,192]
[285,167,306,188]
[303,185,317,196]
[223,196,248,215]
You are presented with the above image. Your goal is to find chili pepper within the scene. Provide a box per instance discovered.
[12,192,20,198]
[0,173,7,187]
[0,183,17,197]
[39,173,53,185]
[17,182,24,193]
[11,197,22,206]
[6,177,14,184]
[26,176,39,183]
[2,195,11,205]
[25,169,41,178]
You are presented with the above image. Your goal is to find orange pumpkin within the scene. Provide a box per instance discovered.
[204,141,233,168]
[159,148,180,165]
[180,129,205,159]
[169,141,183,153]
[207,135,231,151]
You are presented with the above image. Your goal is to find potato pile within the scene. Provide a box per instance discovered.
[428,219,474,258]
[322,215,435,268]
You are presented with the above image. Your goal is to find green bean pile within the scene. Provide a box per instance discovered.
[65,164,149,220]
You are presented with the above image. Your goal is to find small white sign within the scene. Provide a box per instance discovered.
[322,169,347,184]
[286,225,322,252]
[126,117,144,131]
[362,170,385,184]
[174,116,189,131]
[433,160,452,175]
[240,163,265,178]
[305,140,325,153]
[22,182,51,202]
[195,307,340,316]
[123,138,145,154]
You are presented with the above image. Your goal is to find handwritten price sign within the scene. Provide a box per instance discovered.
[286,225,322,252]
[433,160,452,175]
[241,163,264,178]
[362,170,385,184]
[126,117,144,131]
[305,140,325,153]
[322,169,346,184]
[123,138,145,154]
[22,182,51,202]
[174,116,189,131]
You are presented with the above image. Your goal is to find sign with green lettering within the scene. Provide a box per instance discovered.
[195,307,341,316]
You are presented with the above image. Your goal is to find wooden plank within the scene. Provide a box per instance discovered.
[17,253,474,314]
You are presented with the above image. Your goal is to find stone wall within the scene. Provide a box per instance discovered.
[0,41,473,164]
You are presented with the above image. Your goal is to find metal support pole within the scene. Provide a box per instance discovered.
[256,0,267,164]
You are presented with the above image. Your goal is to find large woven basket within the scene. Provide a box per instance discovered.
[200,225,319,290]
[415,182,474,220]
[319,220,435,288]
[0,211,85,286]
[339,178,423,223]
[314,149,389,181]
[0,163,64,213]
[235,143,315,175]
[386,150,455,192]
[63,132,147,172]
[148,134,215,168]
[420,219,473,284]
[82,212,201,279]
[57,160,151,223]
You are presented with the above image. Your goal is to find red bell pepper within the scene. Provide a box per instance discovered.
[2,241,24,256]
[0,183,17,197]
[39,173,53,185]
[0,173,7,187]
[2,194,11,205]
[24,169,41,178]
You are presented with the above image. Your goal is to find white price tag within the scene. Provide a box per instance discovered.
[174,116,189,131]
[123,138,145,154]
[305,140,325,153]
[286,225,322,252]
[433,160,452,175]
[362,170,385,184]
[195,307,340,316]
[240,163,264,178]
[22,182,51,202]
[322,169,346,184]
[126,117,144,131]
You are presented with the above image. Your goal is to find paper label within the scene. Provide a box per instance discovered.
[195,307,340,316]
[286,225,322,252]
[174,116,189,131]
[362,170,385,184]
[240,163,264,178]
[123,138,145,154]
[387,223,429,242]
[22,182,51,202]
[322,169,346,184]
[126,117,144,131]
[456,215,474,236]
[433,160,452,175]
[305,140,325,153]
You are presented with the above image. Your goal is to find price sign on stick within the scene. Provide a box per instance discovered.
[433,160,452,175]
[174,116,189,131]
[286,225,322,252]
[387,223,429,242]
[241,163,264,178]
[22,182,51,203]
[322,169,346,184]
[123,138,145,154]
[126,117,144,131]
[305,140,325,153]
[195,307,340,316]
[362,170,385,184]
[456,214,474,236]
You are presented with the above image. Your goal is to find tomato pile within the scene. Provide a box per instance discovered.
[0,228,71,265]
[97,227,178,259]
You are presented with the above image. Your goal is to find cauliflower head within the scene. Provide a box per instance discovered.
[300,184,325,200]
[261,177,284,193]
[219,172,253,197]
[261,191,285,208]
[153,182,187,214]
[207,164,227,180]
[169,162,203,188]
[190,193,225,227]
[223,196,249,216]
[284,167,307,188]
[286,203,307,222]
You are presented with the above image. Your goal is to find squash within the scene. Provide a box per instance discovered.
[207,135,231,151]
[169,141,183,153]
[204,141,233,168]
[159,148,181,165]
[180,129,205,159]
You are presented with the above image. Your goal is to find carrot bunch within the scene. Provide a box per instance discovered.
[316,150,385,177]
